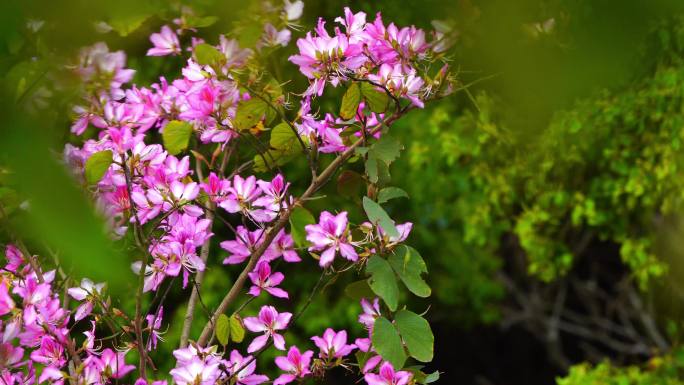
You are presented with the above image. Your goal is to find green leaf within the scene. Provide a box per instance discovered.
[162,120,193,155]
[395,310,434,362]
[340,82,362,120]
[361,82,389,113]
[365,153,379,184]
[270,122,300,151]
[424,371,441,384]
[216,314,230,346]
[388,246,431,297]
[84,150,113,185]
[289,206,315,247]
[378,187,409,204]
[252,149,300,172]
[229,315,245,343]
[186,15,219,28]
[194,43,224,66]
[363,197,399,238]
[372,316,406,368]
[337,170,365,199]
[108,13,151,36]
[366,255,399,311]
[372,134,403,165]
[235,99,268,130]
[345,279,375,299]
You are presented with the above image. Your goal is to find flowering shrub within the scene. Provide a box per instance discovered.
[1,2,452,384]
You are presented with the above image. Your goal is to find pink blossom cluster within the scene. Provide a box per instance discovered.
[1,3,446,385]
[0,245,141,385]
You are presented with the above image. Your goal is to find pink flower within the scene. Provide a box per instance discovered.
[274,346,313,385]
[67,278,105,321]
[355,338,382,373]
[219,175,272,222]
[98,348,136,378]
[243,306,292,352]
[364,362,412,385]
[257,24,291,49]
[305,211,358,267]
[221,226,266,265]
[226,350,269,385]
[265,229,301,263]
[0,279,15,316]
[359,298,382,330]
[200,172,231,204]
[170,357,221,385]
[248,261,288,298]
[4,245,24,274]
[283,0,304,21]
[254,174,290,211]
[311,328,356,359]
[147,25,181,56]
[146,306,164,350]
[30,336,65,368]
[170,345,224,385]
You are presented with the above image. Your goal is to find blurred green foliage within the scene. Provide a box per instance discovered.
[557,348,684,385]
[6,0,684,383]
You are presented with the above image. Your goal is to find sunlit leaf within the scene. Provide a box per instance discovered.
[340,82,361,120]
[216,314,230,346]
[84,150,113,185]
[162,120,193,155]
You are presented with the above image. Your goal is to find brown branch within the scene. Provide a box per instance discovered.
[196,107,411,346]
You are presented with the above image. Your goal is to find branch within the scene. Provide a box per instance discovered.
[196,107,411,346]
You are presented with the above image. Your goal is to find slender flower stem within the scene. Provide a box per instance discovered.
[179,161,216,348]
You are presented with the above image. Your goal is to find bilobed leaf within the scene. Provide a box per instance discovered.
[366,255,399,311]
[289,206,315,247]
[85,150,113,185]
[378,187,409,204]
[395,310,434,362]
[363,197,399,238]
[229,314,245,343]
[372,134,403,165]
[194,43,224,66]
[108,14,151,37]
[340,82,362,120]
[337,170,364,199]
[344,279,375,300]
[235,99,268,130]
[162,120,193,155]
[216,314,230,346]
[361,82,389,113]
[270,122,300,151]
[388,245,431,297]
[372,316,406,369]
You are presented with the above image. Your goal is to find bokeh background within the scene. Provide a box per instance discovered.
[4,0,684,384]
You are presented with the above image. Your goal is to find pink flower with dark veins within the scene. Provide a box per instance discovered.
[311,328,356,359]
[243,306,292,352]
[305,211,358,267]
[364,362,412,385]
[226,350,269,385]
[273,346,313,385]
[248,261,288,299]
